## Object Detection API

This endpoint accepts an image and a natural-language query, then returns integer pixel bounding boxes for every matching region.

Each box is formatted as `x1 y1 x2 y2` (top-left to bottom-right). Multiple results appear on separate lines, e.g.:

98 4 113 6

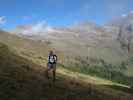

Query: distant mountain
105 12 133 34
105 12 133 53
106 11 133 27
10 21 128 64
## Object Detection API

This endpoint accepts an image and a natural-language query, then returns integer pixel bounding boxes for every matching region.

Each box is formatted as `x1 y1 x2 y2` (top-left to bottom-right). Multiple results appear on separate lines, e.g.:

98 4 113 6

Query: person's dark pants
45 63 56 82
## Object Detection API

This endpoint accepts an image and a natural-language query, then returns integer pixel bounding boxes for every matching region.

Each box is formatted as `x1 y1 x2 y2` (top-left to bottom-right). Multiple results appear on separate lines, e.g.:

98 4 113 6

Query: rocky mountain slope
11 21 127 64
104 12 133 53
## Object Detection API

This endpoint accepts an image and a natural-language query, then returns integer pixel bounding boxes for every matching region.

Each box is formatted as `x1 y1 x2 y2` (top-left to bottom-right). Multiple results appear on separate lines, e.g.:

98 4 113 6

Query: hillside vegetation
0 40 133 100
1 27 133 88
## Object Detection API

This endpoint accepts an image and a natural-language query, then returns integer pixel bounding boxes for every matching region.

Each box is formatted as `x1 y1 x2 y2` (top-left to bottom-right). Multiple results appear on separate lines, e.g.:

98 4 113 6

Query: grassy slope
0 42 133 100
0 30 64 65
0 30 133 99
0 30 133 80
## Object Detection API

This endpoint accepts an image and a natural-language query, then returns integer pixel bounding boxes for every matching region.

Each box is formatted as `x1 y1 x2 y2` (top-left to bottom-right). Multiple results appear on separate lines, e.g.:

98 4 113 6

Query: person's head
49 50 53 55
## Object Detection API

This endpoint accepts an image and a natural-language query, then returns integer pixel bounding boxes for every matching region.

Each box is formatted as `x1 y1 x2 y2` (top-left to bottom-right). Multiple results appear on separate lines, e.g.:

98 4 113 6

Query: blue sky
0 0 133 30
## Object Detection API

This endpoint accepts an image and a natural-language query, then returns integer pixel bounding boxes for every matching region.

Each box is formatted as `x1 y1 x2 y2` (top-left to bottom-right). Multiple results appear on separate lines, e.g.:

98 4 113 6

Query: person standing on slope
45 50 57 82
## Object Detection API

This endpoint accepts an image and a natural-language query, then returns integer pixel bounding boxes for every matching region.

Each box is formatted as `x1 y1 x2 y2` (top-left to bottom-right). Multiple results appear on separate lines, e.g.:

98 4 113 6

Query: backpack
48 55 57 64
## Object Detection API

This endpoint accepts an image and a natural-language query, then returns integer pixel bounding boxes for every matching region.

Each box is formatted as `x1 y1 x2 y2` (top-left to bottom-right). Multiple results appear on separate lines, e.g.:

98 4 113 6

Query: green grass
103 84 133 94
59 62 133 87
0 30 133 99
0 42 133 100
0 30 133 86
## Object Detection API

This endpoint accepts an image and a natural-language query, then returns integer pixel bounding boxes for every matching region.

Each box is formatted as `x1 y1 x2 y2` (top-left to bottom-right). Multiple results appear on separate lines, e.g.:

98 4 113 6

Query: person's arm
55 55 57 62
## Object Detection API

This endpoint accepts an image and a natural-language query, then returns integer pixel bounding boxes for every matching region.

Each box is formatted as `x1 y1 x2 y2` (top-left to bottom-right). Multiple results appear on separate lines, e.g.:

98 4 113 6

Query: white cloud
22 21 54 36
0 16 6 24
122 14 127 17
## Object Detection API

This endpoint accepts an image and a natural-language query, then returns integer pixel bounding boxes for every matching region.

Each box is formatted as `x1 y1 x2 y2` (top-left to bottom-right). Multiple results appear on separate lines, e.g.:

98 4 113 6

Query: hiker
45 50 57 82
